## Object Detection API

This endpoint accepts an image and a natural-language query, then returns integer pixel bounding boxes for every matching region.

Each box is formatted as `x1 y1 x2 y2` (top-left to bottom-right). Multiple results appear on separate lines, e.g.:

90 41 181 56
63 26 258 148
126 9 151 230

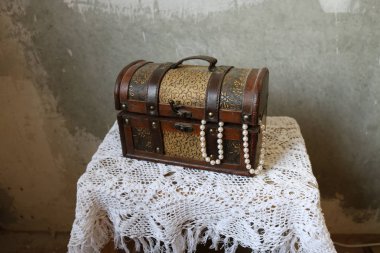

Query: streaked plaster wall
0 0 379 234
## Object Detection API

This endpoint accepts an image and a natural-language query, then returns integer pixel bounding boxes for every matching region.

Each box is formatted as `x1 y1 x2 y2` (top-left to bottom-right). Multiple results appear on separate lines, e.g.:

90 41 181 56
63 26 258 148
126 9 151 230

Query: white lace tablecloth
68 117 336 253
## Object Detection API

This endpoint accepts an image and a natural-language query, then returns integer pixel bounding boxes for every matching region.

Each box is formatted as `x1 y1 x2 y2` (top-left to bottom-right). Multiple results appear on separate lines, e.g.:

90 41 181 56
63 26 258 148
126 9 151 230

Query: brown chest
114 56 269 176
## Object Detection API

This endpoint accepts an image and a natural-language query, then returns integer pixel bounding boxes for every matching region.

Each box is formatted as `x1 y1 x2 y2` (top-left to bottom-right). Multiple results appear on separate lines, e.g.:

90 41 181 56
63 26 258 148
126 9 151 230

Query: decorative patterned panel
128 63 160 101
163 130 203 160
220 68 251 110
129 64 251 112
223 140 241 164
131 127 154 152
159 66 211 107
159 66 251 112
162 129 240 164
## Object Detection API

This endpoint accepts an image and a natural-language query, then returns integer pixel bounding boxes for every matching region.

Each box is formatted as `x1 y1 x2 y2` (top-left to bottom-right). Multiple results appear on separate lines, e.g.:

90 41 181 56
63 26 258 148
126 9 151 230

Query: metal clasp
169 100 192 118
174 123 193 132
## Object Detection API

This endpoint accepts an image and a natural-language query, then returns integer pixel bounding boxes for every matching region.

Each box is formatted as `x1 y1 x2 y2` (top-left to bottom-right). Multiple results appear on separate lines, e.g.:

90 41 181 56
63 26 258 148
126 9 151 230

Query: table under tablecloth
68 117 336 253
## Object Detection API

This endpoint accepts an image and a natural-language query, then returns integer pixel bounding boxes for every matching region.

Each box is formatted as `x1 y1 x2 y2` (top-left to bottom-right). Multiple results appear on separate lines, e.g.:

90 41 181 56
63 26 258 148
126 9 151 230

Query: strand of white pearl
200 119 266 174
199 120 224 165
244 120 266 175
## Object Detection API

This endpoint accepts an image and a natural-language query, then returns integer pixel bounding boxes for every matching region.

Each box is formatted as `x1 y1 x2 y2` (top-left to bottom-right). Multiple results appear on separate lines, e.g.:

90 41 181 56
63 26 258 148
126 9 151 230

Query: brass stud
124 118 129 124
152 121 157 128
156 147 160 152
243 114 249 120
209 128 214 133
208 112 214 118
150 105 155 110
121 103 127 109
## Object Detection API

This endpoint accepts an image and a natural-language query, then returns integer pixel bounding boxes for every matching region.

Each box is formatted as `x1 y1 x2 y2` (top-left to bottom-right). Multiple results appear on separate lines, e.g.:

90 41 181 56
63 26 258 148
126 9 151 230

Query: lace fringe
69 225 302 253
68 213 113 253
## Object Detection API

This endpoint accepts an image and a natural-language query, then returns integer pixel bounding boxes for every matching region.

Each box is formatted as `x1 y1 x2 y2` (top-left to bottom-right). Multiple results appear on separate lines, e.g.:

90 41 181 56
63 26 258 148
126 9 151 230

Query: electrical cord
333 241 380 248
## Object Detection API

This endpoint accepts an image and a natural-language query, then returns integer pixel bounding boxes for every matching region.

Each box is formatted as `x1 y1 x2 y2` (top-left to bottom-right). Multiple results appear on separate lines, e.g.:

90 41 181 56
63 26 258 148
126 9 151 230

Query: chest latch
169 100 192 118
174 123 193 132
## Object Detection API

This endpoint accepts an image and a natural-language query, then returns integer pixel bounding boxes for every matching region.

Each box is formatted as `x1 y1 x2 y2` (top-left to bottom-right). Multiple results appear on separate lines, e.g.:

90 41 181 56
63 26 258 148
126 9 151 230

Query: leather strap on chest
242 69 260 125
204 66 233 123
145 63 173 155
146 63 173 116
115 60 148 110
120 61 151 106
204 66 233 160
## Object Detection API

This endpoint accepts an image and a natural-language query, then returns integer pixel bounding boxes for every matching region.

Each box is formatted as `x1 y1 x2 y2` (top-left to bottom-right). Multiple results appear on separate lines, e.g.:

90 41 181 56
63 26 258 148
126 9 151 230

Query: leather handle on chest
171 55 217 71
146 63 173 116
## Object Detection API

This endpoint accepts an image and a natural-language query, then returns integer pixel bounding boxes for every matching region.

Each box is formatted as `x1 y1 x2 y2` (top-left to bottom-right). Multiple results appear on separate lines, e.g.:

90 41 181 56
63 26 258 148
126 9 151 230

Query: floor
101 237 380 253
0 231 69 253
331 234 380 253
1 231 379 253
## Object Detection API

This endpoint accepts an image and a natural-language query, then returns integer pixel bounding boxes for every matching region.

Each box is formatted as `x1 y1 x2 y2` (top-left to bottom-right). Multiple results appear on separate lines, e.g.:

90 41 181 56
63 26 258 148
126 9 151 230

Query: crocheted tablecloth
68 117 336 253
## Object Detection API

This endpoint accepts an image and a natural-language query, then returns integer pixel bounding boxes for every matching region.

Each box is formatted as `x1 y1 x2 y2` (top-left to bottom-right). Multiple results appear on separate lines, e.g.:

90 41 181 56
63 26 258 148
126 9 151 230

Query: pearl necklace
199 120 224 165
243 120 266 175
199 119 266 175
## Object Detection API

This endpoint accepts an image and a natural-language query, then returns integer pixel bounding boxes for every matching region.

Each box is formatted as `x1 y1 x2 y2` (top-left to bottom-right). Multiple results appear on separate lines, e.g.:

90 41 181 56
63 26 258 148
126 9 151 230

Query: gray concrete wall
0 0 379 234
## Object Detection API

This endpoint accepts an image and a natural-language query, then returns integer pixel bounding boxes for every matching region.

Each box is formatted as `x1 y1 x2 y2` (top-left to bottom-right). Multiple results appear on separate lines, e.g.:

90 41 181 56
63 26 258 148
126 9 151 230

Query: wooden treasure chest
114 56 269 176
